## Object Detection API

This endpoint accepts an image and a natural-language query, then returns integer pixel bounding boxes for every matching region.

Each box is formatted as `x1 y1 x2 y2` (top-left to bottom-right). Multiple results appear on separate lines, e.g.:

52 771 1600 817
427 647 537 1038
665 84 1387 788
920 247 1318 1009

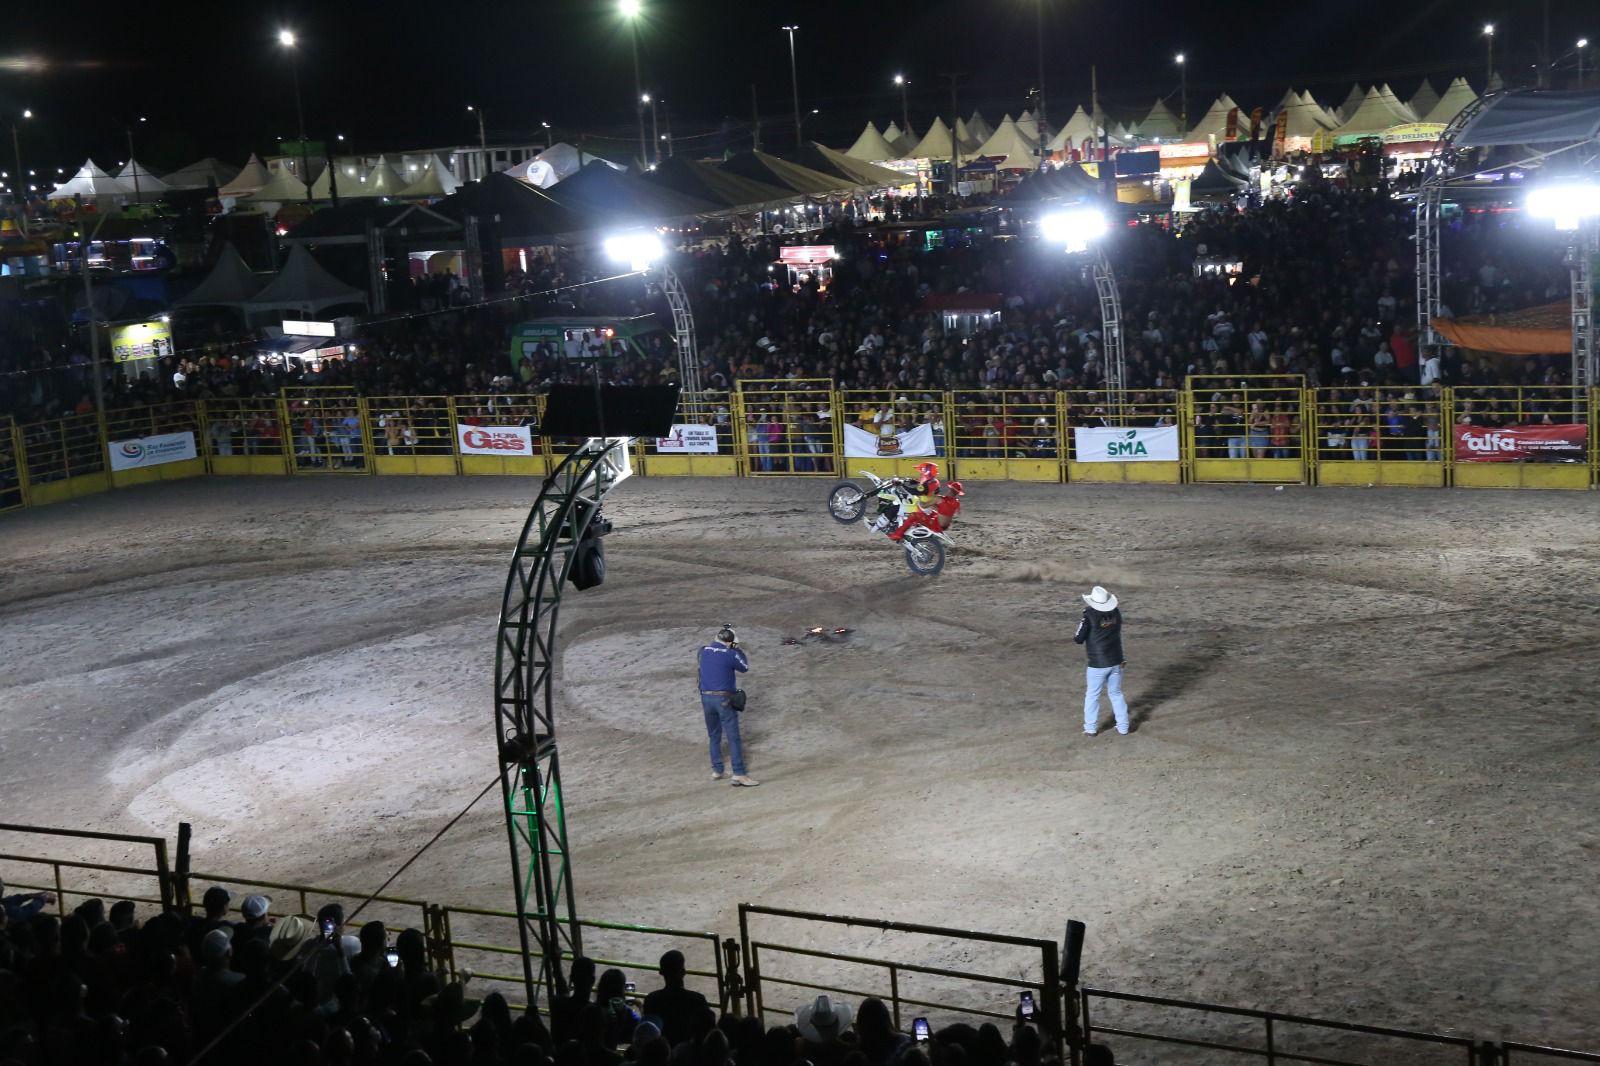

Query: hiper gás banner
108 431 198 471
1453 424 1586 462
456 423 536 456
842 423 937 458
1073 425 1180 462
654 424 719 454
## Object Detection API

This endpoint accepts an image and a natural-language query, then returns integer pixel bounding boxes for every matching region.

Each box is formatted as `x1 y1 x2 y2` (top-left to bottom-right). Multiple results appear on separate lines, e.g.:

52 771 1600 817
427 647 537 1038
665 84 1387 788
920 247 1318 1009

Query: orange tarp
1430 302 1570 355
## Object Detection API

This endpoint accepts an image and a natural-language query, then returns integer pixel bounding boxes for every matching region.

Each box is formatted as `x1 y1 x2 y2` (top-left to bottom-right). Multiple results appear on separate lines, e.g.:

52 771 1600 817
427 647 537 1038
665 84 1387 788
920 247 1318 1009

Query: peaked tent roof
844 122 898 162
1339 83 1368 122
115 159 172 194
884 121 915 156
1300 91 1343 129
173 244 268 310
1190 159 1248 196
797 143 908 188
247 163 333 202
219 154 271 197
544 160 720 223
351 161 406 198
1335 86 1418 137
397 155 463 199
1376 84 1420 122
164 157 242 190
1275 90 1339 137
434 171 597 239
1409 79 1441 120
1188 94 1243 140
1046 107 1102 152
904 117 970 161
246 245 368 313
48 159 130 200
1006 163 1100 203
967 110 994 142
975 116 1039 165
1015 111 1041 144
719 150 856 197
1423 77 1482 126
953 117 981 154
1138 98 1184 140
639 155 796 211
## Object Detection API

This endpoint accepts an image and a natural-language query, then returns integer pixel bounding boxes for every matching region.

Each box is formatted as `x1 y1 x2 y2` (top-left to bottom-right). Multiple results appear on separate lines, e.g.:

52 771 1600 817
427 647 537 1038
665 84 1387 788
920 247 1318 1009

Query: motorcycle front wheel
827 481 867 524
903 537 947 577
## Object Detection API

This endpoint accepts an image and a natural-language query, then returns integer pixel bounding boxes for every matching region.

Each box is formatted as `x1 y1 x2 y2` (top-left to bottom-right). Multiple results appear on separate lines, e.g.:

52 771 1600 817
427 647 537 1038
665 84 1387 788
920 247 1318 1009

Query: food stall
774 244 836 291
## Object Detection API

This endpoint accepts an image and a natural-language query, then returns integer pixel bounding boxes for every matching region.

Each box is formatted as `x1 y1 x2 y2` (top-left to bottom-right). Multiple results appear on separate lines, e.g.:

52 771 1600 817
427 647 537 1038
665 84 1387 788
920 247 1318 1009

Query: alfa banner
842 423 937 458
1073 425 1180 462
456 423 536 456
654 424 719 454
1453 424 1587 462
108 431 198 471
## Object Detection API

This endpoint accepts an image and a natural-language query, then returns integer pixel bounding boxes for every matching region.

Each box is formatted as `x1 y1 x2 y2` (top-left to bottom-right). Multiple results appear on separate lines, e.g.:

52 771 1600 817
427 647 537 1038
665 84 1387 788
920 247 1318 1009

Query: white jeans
1084 666 1130 734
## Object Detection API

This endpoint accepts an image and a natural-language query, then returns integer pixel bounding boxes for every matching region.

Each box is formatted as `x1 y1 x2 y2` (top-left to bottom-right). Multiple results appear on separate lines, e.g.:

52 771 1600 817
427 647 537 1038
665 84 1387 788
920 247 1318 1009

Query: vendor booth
775 244 836 291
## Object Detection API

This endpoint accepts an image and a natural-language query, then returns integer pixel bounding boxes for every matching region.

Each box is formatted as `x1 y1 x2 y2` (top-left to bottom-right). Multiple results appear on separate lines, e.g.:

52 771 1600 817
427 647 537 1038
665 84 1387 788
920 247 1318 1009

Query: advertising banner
456 423 536 456
843 423 937 458
1073 426 1180 462
108 431 197 471
111 321 174 363
654 424 720 454
1453 424 1586 462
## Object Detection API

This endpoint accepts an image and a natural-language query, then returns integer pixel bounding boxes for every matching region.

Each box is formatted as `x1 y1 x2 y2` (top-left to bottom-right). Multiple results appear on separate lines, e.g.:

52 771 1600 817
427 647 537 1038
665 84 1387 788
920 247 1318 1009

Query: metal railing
1501 1043 1600 1064
1187 375 1307 461
735 379 836 474
0 823 175 913
368 396 456 456
200 398 291 459
282 387 368 472
0 415 23 511
949 389 1058 460
1313 386 1443 463
20 411 105 485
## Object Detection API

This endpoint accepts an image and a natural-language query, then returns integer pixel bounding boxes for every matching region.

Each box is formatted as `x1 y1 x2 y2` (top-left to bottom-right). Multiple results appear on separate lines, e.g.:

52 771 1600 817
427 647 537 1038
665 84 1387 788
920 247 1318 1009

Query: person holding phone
1075 586 1131 736
697 625 758 787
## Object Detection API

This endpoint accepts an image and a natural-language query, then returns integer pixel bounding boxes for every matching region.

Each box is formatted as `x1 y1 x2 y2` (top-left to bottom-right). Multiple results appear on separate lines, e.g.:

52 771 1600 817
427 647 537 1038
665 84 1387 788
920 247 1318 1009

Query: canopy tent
1424 77 1483 126
1409 79 1441 120
1188 94 1243 141
1301 91 1344 129
1215 142 1260 179
974 117 1041 170
1338 84 1367 123
218 154 271 198
1333 86 1418 137
1274 89 1339 138
115 159 172 196
1454 88 1600 146
904 117 970 161
1137 98 1184 140
1190 159 1248 197
953 117 981 154
507 142 625 189
1430 303 1569 355
967 110 994 143
172 244 267 311
350 161 407 198
844 122 898 162
247 162 332 202
544 160 719 223
795 143 908 188
434 172 595 241
720 150 856 197
245 245 368 315
882 121 913 156
639 155 795 212
1015 110 1041 144
48 159 131 200
163 157 241 191
1006 163 1100 203
1376 84 1420 123
1046 107 1102 154
397 155 462 199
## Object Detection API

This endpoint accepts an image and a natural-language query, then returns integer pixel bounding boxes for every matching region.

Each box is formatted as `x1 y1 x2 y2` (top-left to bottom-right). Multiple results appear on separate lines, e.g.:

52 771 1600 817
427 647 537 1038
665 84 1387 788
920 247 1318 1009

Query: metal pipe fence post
1265 1015 1275 1065
720 936 742 1013
737 905 757 1017
888 964 901 1030
172 822 190 913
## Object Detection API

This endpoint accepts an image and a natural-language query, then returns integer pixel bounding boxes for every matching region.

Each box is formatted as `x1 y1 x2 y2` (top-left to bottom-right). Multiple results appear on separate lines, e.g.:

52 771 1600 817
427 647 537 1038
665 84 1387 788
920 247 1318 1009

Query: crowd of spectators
0 879 1086 1066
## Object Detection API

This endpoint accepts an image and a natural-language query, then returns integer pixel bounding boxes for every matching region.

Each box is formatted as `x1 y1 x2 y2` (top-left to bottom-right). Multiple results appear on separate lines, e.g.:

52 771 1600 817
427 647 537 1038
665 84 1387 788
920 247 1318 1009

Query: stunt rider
873 461 940 532
888 480 963 541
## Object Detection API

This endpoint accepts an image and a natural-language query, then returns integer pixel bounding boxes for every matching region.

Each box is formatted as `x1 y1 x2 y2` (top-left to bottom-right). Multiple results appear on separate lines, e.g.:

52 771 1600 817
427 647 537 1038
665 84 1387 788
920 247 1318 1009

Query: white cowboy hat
1082 586 1118 612
795 995 852 1042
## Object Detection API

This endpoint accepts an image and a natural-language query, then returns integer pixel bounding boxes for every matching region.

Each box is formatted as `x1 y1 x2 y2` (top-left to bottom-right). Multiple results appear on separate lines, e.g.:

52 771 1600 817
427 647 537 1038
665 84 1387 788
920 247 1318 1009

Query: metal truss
1092 246 1126 416
1572 225 1597 389
493 438 632 1006
659 265 703 416
1414 93 1492 356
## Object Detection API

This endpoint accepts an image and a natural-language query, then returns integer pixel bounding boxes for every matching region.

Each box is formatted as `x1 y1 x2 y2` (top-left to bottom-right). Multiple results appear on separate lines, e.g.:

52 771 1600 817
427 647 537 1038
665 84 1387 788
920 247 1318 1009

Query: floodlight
619 0 641 16
278 29 297 47
603 232 665 271
1039 207 1109 253
1527 183 1600 231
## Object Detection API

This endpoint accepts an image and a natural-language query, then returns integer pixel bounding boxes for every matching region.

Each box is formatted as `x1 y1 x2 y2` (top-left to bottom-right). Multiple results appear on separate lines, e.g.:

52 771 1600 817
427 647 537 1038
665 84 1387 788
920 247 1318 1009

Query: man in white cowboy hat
1074 585 1130 736
795 994 853 1061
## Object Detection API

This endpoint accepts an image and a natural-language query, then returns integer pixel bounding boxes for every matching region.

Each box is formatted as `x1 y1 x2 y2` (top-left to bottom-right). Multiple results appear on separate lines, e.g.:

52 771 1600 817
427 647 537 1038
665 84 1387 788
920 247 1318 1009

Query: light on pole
642 94 660 165
10 109 30 206
1484 23 1496 91
782 25 801 149
467 105 487 152
1527 182 1600 388
620 0 648 167
1034 0 1048 132
1175 53 1187 131
125 115 148 204
894 74 910 139
1580 39 1589 88
279 29 312 203
1040 206 1126 409
602 231 702 414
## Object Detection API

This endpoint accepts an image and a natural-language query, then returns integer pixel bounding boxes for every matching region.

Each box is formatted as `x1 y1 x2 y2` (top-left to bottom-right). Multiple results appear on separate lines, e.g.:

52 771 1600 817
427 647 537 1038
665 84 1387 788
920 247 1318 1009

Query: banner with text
108 431 198 471
456 423 536 456
654 424 720 454
1453 424 1586 462
1073 425 1180 462
843 423 937 458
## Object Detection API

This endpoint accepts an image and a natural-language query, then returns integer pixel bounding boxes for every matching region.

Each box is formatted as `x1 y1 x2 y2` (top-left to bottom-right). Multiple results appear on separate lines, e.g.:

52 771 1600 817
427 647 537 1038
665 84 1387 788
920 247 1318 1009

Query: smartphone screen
1019 991 1035 1017
385 949 399 968
914 1018 930 1042
320 918 335 941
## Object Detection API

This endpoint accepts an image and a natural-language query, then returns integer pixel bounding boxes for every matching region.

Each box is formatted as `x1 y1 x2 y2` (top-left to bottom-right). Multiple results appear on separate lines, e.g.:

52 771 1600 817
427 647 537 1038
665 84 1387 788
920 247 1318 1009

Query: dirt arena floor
3 474 1599 1060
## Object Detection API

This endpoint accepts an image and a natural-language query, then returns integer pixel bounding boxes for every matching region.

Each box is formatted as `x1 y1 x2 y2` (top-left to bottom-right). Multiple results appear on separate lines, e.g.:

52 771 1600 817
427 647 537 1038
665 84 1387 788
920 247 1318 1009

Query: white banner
456 423 536 456
1073 425 1180 462
843 422 937 459
108 431 197 471
654 424 719 454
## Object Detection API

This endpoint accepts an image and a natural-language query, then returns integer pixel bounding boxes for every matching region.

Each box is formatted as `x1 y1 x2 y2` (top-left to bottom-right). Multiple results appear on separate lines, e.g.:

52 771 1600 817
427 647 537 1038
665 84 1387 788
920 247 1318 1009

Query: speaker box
569 536 606 590
539 384 679 439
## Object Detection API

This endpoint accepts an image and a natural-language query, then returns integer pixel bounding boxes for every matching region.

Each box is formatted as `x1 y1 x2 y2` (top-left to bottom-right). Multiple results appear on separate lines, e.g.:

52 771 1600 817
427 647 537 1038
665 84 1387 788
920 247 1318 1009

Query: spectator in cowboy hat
795 995 853 1066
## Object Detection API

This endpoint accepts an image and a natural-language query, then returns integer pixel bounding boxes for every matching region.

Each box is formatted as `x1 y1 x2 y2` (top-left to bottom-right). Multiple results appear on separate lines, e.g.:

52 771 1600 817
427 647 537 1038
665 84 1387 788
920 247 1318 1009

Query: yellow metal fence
7 386 1600 511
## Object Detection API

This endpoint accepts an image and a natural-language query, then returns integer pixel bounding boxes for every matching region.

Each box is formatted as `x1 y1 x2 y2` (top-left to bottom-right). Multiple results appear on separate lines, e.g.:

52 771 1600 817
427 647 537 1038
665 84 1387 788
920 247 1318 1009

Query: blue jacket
698 642 749 693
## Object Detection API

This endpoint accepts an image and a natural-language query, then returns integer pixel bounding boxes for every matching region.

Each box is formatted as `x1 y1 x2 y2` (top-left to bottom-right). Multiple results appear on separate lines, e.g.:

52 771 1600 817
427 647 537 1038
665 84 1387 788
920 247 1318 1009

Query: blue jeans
701 694 747 776
1227 437 1246 458
1084 666 1130 734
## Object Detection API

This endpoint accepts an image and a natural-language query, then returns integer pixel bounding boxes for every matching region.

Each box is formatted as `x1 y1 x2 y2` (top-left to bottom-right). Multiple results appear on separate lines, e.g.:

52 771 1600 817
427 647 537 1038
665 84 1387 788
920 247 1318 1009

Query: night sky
1 0 1591 178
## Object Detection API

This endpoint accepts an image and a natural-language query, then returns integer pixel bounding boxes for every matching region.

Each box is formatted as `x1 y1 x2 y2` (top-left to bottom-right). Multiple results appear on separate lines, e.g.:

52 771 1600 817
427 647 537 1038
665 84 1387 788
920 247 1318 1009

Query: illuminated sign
282 319 338 337
1157 142 1212 160
111 320 173 363
778 245 836 266
1381 122 1448 145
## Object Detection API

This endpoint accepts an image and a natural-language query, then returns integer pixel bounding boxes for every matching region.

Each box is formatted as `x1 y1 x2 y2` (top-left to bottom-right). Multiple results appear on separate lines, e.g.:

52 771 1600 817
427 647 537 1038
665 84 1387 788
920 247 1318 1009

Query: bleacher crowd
0 879 1080 1066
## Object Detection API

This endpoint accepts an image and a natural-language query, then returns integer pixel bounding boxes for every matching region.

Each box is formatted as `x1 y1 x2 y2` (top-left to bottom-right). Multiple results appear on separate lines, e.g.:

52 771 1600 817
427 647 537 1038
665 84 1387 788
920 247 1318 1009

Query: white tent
1376 84 1420 122
1188 94 1243 141
1015 110 1041 144
904 117 970 161
398 155 464 198
115 159 171 199
883 121 914 156
1408 79 1440 120
1338 83 1367 123
844 122 898 162
353 161 406 197
164 157 241 191
246 245 368 316
48 159 130 201
1137 98 1184 140
506 143 620 188
1273 89 1338 138
218 154 271 198
173 244 267 311
974 117 1040 170
1046 107 1102 154
967 110 994 143
1423 77 1479 126
247 163 332 203
1300 91 1343 130
1335 86 1418 137
953 117 981 154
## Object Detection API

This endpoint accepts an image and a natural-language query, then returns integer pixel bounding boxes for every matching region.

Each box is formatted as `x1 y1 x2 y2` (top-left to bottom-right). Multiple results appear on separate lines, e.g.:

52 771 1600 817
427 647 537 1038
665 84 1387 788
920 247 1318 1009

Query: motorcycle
826 471 953 577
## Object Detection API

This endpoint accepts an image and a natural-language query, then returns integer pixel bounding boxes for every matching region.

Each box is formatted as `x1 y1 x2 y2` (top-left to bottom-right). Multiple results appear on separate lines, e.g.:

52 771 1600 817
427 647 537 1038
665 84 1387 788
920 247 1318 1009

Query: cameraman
697 626 758 787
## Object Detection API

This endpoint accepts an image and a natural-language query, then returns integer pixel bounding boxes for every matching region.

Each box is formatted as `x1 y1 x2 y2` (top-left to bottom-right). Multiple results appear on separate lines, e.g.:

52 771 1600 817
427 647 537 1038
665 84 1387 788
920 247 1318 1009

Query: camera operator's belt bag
702 689 747 711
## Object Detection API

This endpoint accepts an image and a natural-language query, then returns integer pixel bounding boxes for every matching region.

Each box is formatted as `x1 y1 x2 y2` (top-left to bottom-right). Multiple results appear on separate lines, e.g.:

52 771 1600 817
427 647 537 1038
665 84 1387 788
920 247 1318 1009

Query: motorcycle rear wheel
903 537 947 577
827 481 867 524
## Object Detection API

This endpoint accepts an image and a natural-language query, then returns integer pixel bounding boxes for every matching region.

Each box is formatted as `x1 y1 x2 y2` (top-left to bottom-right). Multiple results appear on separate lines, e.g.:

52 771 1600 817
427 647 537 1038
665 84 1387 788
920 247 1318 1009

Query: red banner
1454 424 1587 462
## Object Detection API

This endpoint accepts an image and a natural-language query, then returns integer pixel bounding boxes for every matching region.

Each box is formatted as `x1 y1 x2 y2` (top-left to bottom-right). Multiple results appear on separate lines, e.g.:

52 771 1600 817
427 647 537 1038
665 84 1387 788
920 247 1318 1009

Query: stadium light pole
467 105 487 152
1034 0 1048 132
1580 39 1589 88
1175 53 1187 131
783 25 802 149
603 231 702 410
642 93 660 165
279 29 312 204
10 109 29 206
620 0 648 167
124 116 147 204
1039 207 1125 414
894 74 910 139
1527 182 1600 390
1484 24 1496 91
